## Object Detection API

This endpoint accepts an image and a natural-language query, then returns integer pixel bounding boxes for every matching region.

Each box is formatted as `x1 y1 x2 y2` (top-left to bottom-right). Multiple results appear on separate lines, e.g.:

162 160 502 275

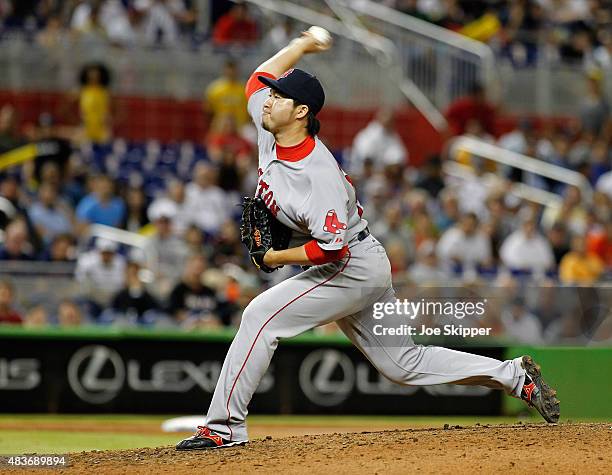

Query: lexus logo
299 349 355 406
68 345 125 404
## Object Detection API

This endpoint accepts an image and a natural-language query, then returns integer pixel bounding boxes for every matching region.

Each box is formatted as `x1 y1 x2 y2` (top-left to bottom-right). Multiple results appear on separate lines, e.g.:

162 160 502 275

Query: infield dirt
54 422 611 474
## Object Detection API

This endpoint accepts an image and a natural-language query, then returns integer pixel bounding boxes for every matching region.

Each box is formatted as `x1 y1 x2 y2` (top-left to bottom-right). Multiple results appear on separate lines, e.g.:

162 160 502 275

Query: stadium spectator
184 162 230 235
0 279 22 325
121 186 149 232
98 0 139 46
547 222 571 266
350 108 407 174
414 155 445 198
0 176 18 230
265 16 295 50
586 221 612 268
183 224 204 255
434 188 460 232
436 212 492 276
593 29 612 68
371 203 413 250
501 297 543 344
451 156 491 217
409 240 448 284
134 0 195 47
57 300 83 327
579 71 609 136
207 116 253 163
210 220 243 267
70 1 141 46
144 199 189 299
559 234 605 284
204 59 249 130
385 240 410 277
75 174 126 234
62 154 89 208
482 193 514 260
167 254 221 328
38 233 76 262
28 183 73 245
501 0 546 67
36 13 65 49
23 305 48 327
111 258 160 324
445 82 496 136
0 218 34 260
592 190 611 225
75 238 126 317
78 63 112 144
541 186 588 235
212 3 258 47
148 178 190 236
588 140 610 186
217 148 246 196
497 118 535 155
596 168 612 200
0 104 23 153
499 216 555 277
71 0 102 33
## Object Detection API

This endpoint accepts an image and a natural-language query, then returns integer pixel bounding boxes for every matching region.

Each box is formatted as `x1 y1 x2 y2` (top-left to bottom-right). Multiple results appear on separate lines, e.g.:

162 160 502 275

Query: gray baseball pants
205 235 526 441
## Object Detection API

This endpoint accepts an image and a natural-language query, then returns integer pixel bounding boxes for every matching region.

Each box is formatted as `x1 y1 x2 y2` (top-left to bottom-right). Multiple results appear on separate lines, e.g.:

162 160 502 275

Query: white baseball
308 26 332 46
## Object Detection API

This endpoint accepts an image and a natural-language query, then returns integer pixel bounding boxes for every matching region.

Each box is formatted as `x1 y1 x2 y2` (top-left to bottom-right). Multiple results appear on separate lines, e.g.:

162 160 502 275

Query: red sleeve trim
304 240 349 265
245 71 276 100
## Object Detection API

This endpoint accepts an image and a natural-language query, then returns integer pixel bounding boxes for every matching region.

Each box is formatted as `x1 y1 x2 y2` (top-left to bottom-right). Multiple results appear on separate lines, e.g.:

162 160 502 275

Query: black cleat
176 426 248 451
520 355 560 423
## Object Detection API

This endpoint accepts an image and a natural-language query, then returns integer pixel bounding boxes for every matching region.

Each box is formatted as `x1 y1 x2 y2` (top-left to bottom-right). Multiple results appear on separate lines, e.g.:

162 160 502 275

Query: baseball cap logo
280 69 295 78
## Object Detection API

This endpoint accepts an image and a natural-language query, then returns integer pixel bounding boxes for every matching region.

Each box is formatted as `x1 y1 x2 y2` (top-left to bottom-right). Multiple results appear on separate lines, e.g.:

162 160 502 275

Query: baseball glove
240 196 292 273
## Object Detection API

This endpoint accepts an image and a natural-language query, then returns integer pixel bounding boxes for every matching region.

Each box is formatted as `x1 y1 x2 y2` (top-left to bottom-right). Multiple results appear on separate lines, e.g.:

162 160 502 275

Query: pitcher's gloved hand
240 197 292 273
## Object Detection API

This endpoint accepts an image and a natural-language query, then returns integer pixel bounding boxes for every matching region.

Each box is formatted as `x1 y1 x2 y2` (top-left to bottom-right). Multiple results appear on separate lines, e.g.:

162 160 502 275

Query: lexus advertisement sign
0 336 502 414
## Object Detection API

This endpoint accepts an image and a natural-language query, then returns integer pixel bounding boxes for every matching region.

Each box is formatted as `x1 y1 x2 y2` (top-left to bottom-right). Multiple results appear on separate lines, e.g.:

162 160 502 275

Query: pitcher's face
262 90 307 134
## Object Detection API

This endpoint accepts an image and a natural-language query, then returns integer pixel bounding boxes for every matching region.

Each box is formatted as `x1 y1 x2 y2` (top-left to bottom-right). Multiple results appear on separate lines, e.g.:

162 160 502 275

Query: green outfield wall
505 346 612 418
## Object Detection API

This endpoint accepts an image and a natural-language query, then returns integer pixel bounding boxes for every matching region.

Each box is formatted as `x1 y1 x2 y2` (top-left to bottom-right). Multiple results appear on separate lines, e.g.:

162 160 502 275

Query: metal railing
244 0 447 130
443 161 564 208
343 0 499 108
447 135 593 202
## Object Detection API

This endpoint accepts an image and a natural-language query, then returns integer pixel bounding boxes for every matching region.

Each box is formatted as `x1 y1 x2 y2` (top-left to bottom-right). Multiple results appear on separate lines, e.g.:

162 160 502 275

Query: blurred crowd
1 13 611 342
368 0 612 68
0 0 259 48
1 0 612 68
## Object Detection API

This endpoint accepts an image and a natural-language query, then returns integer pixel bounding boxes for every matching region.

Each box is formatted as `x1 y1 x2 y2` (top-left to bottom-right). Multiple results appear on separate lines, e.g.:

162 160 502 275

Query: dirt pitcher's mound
64 423 610 474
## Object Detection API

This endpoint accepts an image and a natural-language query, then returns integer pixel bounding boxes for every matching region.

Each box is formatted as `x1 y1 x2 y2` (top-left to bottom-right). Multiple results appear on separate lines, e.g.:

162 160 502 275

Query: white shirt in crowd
71 0 137 45
436 227 492 270
184 182 229 235
75 250 126 305
596 170 612 200
350 120 407 173
501 308 543 344
499 230 555 275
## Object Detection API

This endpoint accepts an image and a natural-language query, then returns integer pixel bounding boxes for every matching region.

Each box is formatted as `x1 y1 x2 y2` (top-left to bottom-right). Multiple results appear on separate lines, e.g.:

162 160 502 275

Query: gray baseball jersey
247 77 368 251
203 71 527 442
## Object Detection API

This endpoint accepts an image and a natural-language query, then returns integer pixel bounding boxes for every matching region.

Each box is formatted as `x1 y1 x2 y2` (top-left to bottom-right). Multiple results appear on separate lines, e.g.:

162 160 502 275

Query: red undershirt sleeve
304 240 349 265
245 71 276 100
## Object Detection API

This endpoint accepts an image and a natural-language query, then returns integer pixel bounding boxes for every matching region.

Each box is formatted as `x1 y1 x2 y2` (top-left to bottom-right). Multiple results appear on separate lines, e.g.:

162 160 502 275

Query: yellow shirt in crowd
559 252 604 284
80 84 111 144
205 78 248 128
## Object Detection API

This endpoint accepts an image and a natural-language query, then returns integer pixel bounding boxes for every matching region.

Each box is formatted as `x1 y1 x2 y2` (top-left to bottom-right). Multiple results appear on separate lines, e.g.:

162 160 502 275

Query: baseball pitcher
176 29 559 450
